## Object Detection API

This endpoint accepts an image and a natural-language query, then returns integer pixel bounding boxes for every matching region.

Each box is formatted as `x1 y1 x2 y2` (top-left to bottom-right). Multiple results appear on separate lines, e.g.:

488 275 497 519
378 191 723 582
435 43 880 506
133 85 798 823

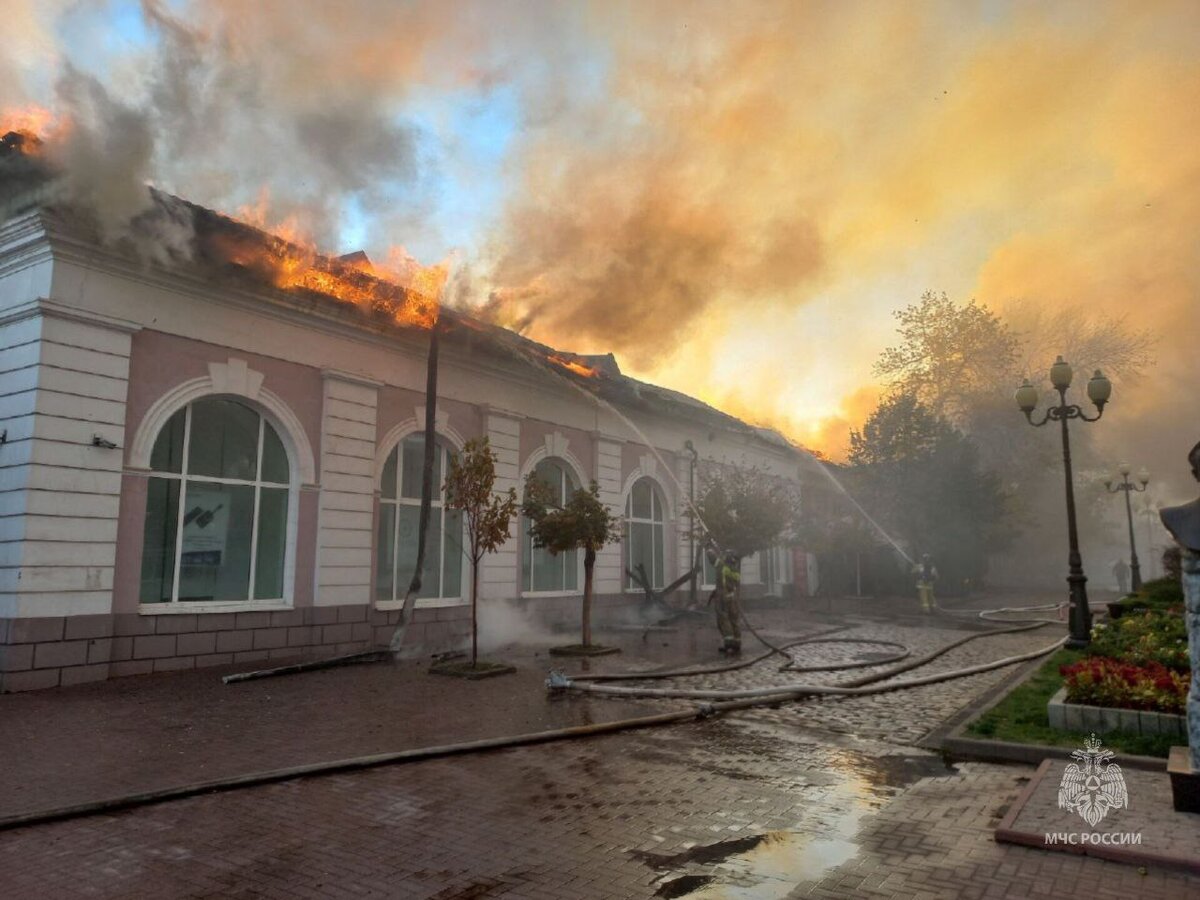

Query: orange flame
547 353 601 378
0 105 60 155
215 194 441 329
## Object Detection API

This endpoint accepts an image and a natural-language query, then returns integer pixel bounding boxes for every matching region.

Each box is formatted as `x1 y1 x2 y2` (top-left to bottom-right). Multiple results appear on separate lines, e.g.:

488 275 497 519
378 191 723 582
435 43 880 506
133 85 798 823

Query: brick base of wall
0 592 653 692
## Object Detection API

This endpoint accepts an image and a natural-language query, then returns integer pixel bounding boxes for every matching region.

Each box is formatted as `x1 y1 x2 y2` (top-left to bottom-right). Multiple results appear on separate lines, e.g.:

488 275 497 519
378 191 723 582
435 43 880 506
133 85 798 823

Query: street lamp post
1141 501 1158 580
1104 463 1149 593
1015 356 1112 648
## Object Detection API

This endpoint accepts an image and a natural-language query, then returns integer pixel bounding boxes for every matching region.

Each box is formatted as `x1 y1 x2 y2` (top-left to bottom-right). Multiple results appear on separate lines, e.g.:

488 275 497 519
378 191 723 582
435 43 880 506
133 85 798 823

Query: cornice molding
0 297 142 334
321 368 383 389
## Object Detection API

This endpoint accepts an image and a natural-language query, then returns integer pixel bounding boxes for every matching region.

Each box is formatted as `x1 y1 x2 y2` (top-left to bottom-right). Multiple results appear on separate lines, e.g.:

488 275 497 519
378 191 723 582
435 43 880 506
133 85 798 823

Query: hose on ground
553 604 1063 702
3 601 1070 833
549 635 1064 701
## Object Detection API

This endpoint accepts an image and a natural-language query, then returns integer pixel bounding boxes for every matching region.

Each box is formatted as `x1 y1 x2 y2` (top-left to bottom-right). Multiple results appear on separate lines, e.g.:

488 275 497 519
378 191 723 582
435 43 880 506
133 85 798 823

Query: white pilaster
0 302 137 617
315 370 380 605
593 435 623 594
479 408 520 600
675 451 694 581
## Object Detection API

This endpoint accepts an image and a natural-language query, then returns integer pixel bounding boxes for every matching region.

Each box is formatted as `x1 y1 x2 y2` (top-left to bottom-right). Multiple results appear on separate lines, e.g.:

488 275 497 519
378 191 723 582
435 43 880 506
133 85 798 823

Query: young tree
522 477 620 648
693 461 802 651
443 438 518 667
694 461 803 565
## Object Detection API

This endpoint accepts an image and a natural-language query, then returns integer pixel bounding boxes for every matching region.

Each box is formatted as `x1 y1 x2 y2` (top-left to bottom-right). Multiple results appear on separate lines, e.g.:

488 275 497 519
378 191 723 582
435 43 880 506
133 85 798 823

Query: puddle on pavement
642 821 861 899
633 720 959 898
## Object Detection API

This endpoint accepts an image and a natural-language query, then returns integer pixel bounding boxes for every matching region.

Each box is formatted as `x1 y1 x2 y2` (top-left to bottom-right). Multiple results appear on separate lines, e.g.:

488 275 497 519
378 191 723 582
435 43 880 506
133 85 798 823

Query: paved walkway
4 593 1195 899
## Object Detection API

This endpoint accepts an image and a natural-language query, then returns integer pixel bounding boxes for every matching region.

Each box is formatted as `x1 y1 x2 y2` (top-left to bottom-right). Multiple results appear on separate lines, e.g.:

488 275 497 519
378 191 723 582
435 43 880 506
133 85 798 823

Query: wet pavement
2 595 1197 898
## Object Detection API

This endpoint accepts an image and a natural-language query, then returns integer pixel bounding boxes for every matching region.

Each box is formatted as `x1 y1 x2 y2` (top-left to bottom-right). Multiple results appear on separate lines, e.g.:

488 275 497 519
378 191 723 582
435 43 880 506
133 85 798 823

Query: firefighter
914 554 938 613
714 549 742 654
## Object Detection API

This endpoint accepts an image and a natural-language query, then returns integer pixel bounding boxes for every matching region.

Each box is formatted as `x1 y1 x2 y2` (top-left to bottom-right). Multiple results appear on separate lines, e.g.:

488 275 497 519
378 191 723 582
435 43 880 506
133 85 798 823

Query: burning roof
1 175 800 458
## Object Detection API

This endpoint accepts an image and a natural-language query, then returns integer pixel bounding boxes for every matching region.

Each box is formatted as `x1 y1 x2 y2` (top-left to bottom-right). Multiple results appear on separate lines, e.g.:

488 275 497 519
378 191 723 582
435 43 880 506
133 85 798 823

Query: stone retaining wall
0 592 648 692
1047 686 1187 738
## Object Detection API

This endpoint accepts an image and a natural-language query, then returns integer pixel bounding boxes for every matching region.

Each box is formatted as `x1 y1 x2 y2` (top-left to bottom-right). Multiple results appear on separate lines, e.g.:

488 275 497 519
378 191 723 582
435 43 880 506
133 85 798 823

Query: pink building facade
0 206 803 691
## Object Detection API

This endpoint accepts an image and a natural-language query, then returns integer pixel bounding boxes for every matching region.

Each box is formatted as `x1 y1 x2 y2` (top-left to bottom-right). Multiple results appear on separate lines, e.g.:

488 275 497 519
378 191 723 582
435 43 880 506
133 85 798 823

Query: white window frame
625 477 666 592
138 400 296 614
375 435 467 610
760 545 795 592
521 457 583 596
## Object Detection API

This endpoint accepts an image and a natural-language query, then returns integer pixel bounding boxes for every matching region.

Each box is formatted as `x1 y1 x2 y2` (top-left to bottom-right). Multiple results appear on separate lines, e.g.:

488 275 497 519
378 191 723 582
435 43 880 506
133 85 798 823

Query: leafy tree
874 291 1020 427
847 392 1011 591
694 461 802 570
1007 298 1155 389
444 438 518 667
873 291 1155 516
522 478 620 648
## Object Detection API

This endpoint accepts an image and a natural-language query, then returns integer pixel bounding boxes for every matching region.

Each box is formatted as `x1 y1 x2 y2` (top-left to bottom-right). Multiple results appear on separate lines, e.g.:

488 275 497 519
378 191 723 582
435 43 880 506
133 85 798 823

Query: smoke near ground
2 1 1198 497
475 599 560 654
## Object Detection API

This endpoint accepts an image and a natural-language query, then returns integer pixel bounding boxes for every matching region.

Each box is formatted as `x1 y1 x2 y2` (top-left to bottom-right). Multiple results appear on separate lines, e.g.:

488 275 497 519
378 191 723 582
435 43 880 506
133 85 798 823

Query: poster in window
180 486 230 566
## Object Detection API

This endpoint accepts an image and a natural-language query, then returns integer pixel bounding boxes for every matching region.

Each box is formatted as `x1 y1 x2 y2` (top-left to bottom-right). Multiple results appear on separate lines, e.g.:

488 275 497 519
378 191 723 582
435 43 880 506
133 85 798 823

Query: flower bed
1087 609 1189 671
1060 656 1188 714
1056 605 1190 719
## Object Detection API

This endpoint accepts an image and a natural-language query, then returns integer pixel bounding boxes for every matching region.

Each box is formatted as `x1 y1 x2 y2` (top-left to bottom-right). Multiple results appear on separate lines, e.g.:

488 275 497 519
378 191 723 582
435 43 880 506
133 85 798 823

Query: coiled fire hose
550 601 1066 703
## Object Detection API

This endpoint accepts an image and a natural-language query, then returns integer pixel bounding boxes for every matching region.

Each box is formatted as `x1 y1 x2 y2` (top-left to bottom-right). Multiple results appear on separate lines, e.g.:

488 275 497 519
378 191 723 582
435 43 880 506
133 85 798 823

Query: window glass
140 398 293 606
533 543 565 592
260 423 289 484
139 478 179 602
631 480 652 519
187 398 260 481
394 500 443 599
376 503 396 603
377 437 462 602
523 457 580 592
626 477 665 589
178 482 255 602
443 508 463 598
564 549 578 590
629 521 653 586
653 526 665 587
254 488 289 599
380 446 398 500
400 434 442 500
150 408 186 474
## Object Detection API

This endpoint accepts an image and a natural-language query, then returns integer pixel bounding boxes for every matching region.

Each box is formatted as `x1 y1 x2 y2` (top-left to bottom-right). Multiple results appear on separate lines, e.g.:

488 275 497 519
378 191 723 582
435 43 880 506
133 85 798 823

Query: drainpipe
684 439 699 607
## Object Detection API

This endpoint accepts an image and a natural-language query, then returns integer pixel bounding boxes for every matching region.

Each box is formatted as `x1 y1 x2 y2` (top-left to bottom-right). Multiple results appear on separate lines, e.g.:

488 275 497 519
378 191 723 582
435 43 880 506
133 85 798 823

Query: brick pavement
2 715 1195 899
996 758 1200 873
4 598 1196 899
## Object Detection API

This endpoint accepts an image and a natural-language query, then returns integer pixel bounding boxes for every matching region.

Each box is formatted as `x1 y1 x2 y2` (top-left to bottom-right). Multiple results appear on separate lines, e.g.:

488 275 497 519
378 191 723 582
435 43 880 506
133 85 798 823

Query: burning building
0 168 808 691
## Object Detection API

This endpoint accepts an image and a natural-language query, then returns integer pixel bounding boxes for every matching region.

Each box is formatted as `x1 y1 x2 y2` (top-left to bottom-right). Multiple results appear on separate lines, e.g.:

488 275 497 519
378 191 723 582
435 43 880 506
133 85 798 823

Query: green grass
965 648 1175 758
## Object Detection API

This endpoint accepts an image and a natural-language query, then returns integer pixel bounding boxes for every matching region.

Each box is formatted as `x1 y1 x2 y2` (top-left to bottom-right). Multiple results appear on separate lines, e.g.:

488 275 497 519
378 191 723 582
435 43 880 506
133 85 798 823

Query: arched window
376 434 464 603
522 457 579 593
139 397 291 605
626 477 665 590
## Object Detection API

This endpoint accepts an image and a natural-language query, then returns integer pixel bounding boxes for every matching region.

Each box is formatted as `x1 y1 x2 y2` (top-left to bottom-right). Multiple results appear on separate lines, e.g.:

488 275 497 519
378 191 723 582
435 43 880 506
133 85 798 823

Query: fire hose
0 607 1066 833
551 593 1072 703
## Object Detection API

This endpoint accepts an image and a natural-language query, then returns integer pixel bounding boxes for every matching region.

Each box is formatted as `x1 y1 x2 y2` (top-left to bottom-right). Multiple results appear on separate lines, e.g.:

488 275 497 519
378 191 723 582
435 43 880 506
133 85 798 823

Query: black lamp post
1015 356 1112 648
1105 463 1149 592
1139 501 1159 580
